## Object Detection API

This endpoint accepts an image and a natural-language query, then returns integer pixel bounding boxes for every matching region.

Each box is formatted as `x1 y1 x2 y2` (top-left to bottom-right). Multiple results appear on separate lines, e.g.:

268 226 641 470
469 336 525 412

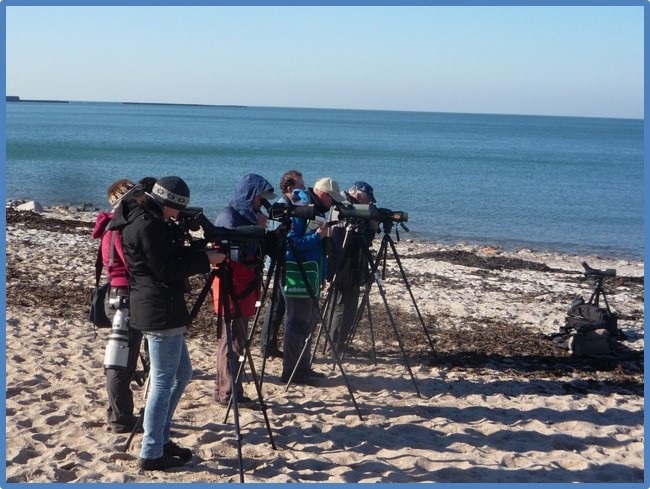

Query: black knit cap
151 176 190 210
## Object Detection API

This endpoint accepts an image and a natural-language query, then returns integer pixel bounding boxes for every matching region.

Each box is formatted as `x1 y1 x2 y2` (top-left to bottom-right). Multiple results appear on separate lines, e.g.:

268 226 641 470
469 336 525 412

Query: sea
5 102 644 260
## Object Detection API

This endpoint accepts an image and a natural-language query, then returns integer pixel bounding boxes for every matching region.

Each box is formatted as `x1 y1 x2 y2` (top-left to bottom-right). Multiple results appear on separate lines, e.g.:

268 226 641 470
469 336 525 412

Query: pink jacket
92 211 129 288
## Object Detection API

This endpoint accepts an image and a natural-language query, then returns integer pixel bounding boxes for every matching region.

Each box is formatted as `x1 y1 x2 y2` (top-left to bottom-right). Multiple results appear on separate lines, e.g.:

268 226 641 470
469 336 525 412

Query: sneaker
163 441 192 463
138 454 185 471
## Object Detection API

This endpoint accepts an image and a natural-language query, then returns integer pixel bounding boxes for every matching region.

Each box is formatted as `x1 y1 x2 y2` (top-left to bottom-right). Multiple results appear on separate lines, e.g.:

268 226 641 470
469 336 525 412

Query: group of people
92 170 378 471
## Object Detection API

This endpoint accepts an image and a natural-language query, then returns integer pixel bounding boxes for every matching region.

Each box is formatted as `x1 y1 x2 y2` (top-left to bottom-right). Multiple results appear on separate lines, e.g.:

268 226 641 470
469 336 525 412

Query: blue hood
229 173 274 224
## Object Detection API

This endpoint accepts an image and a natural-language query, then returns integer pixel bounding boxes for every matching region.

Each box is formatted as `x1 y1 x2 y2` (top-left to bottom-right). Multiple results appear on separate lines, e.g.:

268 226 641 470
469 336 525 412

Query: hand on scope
274 222 290 236
256 212 268 228
316 223 329 239
206 250 227 266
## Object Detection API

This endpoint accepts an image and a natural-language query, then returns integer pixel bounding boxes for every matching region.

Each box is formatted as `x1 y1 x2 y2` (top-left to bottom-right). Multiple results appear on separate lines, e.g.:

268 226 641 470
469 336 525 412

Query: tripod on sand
226 228 364 421
188 258 277 482
316 218 437 397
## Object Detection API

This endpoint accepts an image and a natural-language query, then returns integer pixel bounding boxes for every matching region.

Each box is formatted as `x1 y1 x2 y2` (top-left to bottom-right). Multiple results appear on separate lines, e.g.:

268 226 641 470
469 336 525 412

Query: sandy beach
5 202 644 483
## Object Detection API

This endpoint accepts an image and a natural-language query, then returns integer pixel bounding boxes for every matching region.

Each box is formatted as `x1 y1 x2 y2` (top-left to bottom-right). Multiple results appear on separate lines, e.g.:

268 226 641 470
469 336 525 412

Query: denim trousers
140 333 193 460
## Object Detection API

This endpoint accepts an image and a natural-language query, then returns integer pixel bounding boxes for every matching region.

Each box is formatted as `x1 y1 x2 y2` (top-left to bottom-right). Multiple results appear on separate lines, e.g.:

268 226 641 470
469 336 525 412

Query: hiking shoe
280 373 317 386
301 368 326 379
138 454 185 471
163 441 192 463
111 419 143 434
217 395 259 410
264 346 284 359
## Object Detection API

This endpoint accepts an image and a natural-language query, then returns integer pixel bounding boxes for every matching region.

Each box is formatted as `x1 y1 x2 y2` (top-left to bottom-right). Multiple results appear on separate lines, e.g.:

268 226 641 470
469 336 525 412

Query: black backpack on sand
551 262 619 357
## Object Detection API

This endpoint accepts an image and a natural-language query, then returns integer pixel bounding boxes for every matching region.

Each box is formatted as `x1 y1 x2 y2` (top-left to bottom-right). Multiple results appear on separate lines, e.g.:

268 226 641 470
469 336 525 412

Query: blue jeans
140 333 193 460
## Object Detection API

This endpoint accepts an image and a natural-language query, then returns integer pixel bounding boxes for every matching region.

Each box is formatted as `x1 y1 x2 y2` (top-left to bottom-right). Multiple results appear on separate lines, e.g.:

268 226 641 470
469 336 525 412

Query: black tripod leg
189 270 218 321
312 283 339 363
123 407 144 453
365 297 378 366
384 235 438 360
365 243 422 397
122 374 150 453
218 256 279 454
222 318 245 482
213 266 246 482
252 254 279 387
224 318 277 450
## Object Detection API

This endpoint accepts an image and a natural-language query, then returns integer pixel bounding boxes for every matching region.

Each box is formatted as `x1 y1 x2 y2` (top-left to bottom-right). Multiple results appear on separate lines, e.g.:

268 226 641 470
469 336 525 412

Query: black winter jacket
109 195 210 332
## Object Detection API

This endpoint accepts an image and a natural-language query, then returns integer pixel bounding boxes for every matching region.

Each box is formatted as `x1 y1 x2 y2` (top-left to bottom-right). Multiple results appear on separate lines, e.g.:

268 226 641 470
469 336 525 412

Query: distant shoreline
6 96 245 108
5 96 642 121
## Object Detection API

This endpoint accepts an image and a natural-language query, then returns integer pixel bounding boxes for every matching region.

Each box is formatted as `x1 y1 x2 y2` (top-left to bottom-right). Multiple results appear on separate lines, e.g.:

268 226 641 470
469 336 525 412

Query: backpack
88 244 112 329
552 296 619 357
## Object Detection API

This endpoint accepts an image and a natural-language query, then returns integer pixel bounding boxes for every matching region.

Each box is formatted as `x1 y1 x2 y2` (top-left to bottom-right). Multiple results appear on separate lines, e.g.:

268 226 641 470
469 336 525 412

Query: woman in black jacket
110 176 224 471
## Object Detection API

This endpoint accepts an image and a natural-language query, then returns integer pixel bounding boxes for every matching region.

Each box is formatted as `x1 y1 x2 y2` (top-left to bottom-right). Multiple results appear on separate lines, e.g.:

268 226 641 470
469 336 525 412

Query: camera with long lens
103 289 130 371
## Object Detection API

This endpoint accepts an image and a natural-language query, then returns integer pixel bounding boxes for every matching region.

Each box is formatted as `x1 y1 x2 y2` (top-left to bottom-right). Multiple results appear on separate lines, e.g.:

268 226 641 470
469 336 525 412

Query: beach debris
16 201 44 213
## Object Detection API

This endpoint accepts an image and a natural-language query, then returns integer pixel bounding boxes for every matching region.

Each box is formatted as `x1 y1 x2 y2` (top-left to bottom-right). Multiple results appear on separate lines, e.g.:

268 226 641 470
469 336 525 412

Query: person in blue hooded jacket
211 174 279 406
281 177 344 384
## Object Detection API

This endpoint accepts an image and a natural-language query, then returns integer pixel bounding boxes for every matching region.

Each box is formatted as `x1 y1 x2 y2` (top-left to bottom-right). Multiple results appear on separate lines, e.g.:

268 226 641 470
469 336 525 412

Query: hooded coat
109 194 210 332
211 173 274 317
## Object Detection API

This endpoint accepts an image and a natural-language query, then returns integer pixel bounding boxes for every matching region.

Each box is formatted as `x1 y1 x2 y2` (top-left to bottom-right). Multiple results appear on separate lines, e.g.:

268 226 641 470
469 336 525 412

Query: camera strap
107 231 116 282
94 230 118 287
93 244 103 289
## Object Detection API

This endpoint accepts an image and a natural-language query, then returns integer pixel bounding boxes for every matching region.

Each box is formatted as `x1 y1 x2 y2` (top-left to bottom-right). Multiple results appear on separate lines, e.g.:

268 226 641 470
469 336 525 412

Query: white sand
5 204 644 483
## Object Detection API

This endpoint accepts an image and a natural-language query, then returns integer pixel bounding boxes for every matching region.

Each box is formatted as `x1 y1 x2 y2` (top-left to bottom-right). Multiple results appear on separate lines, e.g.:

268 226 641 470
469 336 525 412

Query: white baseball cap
314 177 345 203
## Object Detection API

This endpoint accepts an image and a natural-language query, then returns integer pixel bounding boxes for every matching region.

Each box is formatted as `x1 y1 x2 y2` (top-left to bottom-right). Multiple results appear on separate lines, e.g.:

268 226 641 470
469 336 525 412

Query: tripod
235 226 363 420
317 219 437 397
189 259 277 483
582 261 615 312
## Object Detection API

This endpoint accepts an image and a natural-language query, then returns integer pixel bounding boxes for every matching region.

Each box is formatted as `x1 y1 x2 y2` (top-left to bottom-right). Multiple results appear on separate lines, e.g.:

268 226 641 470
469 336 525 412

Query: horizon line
5 95 643 121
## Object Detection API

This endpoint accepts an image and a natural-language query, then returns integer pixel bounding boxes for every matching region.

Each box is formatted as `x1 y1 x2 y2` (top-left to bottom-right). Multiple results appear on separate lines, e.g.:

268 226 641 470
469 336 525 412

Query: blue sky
4 4 645 119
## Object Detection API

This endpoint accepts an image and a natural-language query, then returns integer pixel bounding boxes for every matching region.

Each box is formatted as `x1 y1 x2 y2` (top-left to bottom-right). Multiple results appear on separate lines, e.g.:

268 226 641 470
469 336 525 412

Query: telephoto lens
103 300 130 371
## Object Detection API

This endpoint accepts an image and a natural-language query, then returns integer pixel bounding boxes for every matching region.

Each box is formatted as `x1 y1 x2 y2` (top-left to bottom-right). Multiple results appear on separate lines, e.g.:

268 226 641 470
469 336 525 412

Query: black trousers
327 280 361 354
260 284 285 355
105 327 143 428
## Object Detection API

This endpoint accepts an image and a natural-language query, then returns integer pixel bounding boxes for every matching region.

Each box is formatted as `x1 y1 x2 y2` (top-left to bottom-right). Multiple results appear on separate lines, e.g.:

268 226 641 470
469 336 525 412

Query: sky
4 3 645 119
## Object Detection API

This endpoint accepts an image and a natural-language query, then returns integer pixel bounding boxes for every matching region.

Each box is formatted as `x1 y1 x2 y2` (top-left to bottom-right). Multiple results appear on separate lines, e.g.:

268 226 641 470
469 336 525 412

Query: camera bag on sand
552 296 618 357
88 244 112 329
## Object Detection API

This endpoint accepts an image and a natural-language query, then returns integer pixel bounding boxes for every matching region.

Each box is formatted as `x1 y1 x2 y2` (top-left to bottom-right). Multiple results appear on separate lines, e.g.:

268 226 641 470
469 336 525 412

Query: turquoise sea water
5 102 644 259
